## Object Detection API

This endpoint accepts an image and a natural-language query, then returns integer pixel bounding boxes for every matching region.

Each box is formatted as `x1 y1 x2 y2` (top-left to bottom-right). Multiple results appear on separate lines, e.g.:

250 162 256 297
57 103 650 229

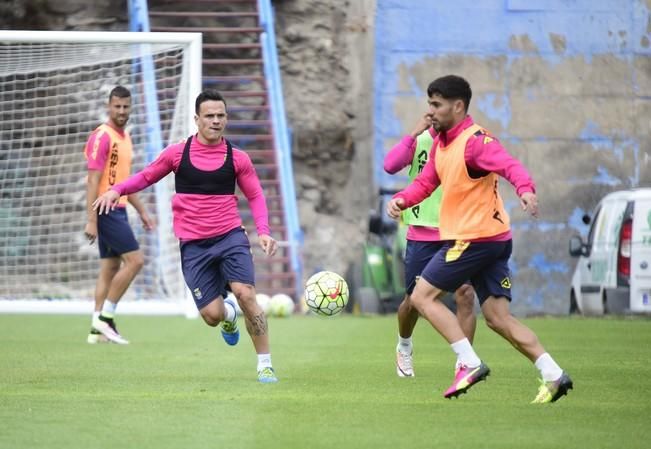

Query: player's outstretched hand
259 234 277 256
93 190 120 215
386 197 405 220
520 191 539 218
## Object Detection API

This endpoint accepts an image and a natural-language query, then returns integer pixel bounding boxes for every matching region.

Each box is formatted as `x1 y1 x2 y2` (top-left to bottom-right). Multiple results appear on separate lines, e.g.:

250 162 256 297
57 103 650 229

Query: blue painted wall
373 0 650 314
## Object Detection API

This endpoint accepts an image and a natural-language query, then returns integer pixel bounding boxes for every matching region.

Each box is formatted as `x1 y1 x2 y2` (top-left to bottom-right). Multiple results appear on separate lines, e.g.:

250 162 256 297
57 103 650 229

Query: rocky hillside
2 0 376 281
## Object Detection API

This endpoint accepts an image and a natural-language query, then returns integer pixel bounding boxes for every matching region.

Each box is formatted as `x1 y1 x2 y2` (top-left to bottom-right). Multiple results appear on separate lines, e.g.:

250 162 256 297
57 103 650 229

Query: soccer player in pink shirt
93 90 279 383
387 75 572 403
84 86 155 345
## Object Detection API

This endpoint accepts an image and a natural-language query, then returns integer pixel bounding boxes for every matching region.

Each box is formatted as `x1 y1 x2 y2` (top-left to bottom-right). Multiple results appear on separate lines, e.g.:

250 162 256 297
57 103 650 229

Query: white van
569 188 651 315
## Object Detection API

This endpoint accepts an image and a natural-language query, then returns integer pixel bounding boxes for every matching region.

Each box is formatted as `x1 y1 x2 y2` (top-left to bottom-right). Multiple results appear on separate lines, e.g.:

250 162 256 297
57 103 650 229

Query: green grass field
1 314 650 449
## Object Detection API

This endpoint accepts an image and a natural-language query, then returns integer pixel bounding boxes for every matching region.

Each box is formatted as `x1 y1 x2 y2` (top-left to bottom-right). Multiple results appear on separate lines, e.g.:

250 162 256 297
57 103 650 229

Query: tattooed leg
244 309 270 354
230 282 271 354
245 312 268 336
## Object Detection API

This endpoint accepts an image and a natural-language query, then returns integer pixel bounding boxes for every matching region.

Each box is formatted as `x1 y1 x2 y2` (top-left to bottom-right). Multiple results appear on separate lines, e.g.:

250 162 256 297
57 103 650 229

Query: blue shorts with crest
180 227 255 310
420 239 513 305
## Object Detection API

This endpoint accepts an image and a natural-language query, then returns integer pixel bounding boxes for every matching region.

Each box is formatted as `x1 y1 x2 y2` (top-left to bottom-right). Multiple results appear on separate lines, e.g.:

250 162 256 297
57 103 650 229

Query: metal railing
258 0 304 296
129 0 302 297
128 0 201 317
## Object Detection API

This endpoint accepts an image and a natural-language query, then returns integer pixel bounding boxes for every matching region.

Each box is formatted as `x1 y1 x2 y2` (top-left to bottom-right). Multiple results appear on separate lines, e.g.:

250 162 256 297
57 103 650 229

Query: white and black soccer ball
304 271 349 316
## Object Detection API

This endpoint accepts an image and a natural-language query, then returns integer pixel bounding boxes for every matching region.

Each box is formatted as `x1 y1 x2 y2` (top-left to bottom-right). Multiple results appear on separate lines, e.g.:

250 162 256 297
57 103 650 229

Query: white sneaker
396 350 415 377
92 317 129 345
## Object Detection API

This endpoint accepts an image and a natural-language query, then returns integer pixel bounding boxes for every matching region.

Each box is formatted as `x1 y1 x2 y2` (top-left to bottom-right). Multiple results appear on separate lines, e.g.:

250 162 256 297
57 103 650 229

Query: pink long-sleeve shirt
384 127 441 241
394 115 537 242
112 135 270 241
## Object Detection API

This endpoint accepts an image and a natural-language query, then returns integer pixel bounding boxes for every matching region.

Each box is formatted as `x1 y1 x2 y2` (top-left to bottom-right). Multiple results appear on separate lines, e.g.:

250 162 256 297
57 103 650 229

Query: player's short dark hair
427 75 472 112
195 89 227 114
109 85 131 101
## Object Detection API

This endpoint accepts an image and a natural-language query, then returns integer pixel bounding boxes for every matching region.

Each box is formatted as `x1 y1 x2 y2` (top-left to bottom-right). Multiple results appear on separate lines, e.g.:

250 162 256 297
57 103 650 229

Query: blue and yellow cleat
257 367 278 383
220 297 240 346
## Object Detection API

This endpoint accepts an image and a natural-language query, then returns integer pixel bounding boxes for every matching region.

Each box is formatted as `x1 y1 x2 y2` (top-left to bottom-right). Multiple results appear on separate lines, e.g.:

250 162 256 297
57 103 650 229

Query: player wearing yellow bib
384 111 476 377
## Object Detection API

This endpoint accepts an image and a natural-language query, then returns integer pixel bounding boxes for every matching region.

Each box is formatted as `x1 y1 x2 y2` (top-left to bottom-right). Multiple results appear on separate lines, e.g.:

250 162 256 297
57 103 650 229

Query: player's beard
432 116 452 133
114 116 128 127
432 121 446 133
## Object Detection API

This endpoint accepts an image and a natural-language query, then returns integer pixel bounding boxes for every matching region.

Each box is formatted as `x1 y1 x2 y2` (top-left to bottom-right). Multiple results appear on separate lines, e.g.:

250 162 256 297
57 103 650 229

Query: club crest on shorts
501 277 511 289
193 288 203 299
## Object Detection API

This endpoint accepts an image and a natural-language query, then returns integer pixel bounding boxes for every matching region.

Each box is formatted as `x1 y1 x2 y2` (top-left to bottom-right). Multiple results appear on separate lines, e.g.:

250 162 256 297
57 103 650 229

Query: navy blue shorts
420 239 513 305
97 207 139 258
180 227 255 310
404 240 446 295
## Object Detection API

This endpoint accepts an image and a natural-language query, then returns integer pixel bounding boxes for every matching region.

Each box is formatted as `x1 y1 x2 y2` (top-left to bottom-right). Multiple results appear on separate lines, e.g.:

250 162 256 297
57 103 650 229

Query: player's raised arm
465 133 538 218
384 112 433 174
392 151 441 210
234 148 277 256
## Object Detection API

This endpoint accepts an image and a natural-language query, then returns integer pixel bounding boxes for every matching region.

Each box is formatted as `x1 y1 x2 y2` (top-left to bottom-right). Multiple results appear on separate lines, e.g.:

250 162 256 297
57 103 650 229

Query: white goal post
0 31 202 315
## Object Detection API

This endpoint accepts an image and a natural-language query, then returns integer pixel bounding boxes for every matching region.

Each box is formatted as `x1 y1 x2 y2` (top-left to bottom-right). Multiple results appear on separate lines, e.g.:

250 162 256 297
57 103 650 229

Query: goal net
0 31 202 315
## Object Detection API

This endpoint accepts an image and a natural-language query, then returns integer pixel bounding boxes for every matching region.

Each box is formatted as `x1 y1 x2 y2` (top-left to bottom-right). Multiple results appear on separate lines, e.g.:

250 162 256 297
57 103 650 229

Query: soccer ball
256 293 271 315
269 293 294 317
304 271 349 316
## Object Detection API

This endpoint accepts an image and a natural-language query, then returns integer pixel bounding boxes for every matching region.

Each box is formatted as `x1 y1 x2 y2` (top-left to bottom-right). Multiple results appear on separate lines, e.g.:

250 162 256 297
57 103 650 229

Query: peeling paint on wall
374 0 651 314
528 253 569 274
476 93 511 129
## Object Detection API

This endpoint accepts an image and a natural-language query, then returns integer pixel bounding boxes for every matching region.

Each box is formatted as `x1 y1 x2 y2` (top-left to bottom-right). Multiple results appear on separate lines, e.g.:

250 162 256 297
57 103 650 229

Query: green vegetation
1 314 649 449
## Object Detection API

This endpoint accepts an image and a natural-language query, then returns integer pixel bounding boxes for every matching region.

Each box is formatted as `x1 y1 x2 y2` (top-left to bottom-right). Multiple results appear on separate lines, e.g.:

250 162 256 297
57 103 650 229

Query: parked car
569 188 651 315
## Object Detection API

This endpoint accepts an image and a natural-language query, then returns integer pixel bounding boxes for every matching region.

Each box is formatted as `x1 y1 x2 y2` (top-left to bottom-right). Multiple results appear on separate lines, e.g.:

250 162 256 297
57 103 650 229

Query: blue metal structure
127 0 165 165
128 0 303 297
258 0 304 296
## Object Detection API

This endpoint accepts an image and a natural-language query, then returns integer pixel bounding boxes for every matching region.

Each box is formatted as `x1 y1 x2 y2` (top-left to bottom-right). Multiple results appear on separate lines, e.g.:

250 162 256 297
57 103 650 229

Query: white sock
455 358 462 372
224 300 236 322
101 300 117 318
91 311 100 324
450 338 481 368
397 336 413 354
257 353 272 371
534 353 563 382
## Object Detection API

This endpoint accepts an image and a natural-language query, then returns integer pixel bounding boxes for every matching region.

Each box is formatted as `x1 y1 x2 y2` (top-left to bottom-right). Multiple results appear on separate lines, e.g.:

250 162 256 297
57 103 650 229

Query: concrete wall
374 0 651 315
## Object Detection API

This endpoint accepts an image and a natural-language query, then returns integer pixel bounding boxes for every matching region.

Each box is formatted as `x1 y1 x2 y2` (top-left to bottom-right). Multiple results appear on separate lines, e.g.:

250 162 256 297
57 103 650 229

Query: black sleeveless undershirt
175 136 236 195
